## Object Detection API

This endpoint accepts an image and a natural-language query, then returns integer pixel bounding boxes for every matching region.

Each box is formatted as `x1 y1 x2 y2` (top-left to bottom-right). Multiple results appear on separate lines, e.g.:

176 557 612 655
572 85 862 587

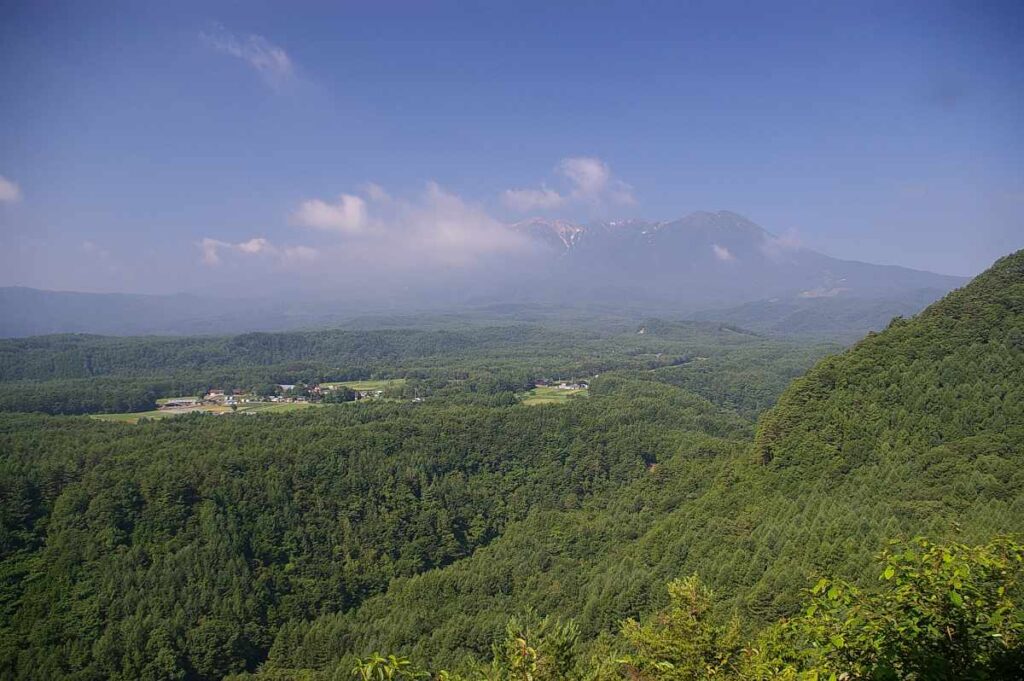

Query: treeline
0 320 783 384
0 322 830 415
0 364 373 415
0 369 546 415
0 377 162 414
0 326 584 381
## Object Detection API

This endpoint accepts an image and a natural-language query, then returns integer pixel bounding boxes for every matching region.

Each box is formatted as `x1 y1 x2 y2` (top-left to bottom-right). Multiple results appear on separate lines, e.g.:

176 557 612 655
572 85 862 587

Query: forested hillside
249 251 1024 676
755 249 1024 467
0 252 1021 679
0 378 748 679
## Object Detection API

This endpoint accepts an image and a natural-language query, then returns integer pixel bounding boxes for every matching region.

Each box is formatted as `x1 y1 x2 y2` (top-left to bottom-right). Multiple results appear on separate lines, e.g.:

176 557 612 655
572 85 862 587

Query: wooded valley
1 251 1022 680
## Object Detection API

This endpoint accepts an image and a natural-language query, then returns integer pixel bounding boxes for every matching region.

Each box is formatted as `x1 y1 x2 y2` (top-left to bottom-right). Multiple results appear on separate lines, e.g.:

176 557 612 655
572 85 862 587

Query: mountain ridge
514 211 963 287
508 210 967 307
0 212 969 338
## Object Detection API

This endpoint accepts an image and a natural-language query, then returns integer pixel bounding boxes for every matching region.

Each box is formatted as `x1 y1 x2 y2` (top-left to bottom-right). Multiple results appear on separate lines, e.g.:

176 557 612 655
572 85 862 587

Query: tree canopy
1 251 1022 679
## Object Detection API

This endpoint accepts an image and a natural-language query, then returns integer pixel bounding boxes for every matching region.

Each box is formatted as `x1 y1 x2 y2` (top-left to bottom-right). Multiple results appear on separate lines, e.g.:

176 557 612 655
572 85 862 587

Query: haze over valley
1 210 969 338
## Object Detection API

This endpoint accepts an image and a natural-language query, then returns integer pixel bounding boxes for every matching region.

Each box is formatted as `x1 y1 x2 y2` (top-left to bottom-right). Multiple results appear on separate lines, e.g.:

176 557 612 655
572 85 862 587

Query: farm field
520 385 588 405
90 400 320 424
237 402 323 415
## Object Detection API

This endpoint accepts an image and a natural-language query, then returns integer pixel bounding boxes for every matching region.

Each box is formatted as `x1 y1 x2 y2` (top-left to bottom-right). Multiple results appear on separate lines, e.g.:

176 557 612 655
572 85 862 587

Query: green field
91 401 319 424
520 385 588 406
321 378 407 391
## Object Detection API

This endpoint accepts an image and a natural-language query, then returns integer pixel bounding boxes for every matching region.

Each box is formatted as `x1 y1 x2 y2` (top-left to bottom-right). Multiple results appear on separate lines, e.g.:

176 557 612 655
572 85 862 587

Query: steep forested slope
256 252 1024 675
755 249 1024 468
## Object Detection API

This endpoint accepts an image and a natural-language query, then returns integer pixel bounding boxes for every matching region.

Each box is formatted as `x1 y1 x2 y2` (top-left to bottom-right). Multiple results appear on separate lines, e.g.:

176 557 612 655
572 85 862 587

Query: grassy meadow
520 385 588 406
90 400 320 424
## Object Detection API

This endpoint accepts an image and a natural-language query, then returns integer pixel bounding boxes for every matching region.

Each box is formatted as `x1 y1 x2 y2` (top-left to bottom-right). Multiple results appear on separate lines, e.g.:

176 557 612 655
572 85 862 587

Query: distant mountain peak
502 211 966 307
511 218 586 250
0 213 971 337
661 210 772 238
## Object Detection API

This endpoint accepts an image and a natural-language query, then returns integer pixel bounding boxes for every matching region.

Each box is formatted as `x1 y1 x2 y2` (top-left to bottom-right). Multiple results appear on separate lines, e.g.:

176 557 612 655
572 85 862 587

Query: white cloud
292 193 368 233
0 175 22 203
502 187 565 212
282 182 535 270
201 25 293 87
502 156 635 213
400 182 533 266
236 237 272 254
712 244 735 262
560 156 635 205
361 182 391 203
205 171 582 281
200 237 317 267
560 157 610 197
200 238 227 265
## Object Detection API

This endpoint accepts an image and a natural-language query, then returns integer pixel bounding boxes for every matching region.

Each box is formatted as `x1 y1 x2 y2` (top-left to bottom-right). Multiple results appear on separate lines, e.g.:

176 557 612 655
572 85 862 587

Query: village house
556 381 589 390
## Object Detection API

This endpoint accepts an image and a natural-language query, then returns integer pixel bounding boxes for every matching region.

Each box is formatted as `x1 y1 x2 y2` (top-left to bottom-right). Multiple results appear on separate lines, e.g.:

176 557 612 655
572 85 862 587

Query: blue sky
0 0 1021 293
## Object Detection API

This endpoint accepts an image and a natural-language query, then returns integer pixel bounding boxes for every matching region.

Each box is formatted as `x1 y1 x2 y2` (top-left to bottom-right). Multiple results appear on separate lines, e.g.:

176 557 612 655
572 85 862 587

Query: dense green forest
0 321 830 417
0 322 769 382
0 251 1022 679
